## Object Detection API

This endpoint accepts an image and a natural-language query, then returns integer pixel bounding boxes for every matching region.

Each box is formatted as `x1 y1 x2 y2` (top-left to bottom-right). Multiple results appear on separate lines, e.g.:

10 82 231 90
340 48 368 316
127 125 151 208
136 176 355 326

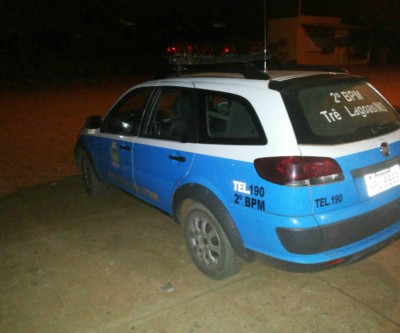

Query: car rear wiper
371 121 400 134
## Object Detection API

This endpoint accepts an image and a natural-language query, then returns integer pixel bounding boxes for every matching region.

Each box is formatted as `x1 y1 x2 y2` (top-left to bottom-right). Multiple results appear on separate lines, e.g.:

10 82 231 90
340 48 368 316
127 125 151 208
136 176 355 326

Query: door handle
119 145 131 151
169 155 186 162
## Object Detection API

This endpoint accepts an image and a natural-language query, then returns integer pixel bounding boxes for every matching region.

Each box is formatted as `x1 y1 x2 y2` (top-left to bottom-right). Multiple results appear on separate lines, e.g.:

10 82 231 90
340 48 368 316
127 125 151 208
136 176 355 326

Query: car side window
103 87 154 135
200 91 266 145
144 87 198 142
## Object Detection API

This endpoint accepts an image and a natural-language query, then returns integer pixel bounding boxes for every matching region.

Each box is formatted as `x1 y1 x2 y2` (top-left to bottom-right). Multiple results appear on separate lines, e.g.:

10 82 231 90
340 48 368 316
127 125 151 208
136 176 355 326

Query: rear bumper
276 197 400 254
260 230 400 272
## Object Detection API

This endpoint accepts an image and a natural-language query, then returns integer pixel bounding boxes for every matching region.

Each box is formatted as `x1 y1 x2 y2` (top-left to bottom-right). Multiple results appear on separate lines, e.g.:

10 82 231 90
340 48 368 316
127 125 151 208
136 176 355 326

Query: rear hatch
271 74 400 229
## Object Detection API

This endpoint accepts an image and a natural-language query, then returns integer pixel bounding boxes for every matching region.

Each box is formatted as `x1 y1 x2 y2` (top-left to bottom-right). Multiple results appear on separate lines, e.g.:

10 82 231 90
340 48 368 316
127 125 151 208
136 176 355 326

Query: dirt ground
0 78 144 196
1 176 399 333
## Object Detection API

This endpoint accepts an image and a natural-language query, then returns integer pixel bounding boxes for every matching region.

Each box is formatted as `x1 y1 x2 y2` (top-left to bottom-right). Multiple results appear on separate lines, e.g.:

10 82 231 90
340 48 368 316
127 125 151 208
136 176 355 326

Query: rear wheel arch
172 183 255 262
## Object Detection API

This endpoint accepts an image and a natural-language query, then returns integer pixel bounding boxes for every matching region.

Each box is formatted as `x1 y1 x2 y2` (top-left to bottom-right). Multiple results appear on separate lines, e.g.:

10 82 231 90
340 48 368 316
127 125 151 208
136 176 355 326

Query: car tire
183 202 242 279
80 152 107 196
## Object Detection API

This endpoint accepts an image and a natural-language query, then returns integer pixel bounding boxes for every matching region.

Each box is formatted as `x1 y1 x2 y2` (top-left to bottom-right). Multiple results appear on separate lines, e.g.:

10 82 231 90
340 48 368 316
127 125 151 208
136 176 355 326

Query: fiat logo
380 142 390 157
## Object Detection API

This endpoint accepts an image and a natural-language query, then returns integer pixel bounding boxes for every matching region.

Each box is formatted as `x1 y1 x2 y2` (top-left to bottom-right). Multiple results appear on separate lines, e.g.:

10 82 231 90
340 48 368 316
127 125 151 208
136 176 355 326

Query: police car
75 67 400 279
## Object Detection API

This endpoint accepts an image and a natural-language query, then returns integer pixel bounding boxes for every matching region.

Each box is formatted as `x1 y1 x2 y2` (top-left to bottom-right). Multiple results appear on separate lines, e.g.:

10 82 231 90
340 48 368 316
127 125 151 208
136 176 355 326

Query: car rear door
132 83 198 213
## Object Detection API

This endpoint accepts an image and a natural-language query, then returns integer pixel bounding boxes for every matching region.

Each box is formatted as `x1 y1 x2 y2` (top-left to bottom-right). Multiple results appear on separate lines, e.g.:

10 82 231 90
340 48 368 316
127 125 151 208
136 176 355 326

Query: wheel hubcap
189 215 221 266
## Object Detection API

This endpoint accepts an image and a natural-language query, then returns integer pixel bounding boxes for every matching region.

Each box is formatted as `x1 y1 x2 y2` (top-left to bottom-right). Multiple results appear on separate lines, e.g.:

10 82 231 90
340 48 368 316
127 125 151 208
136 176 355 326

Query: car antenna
263 0 268 72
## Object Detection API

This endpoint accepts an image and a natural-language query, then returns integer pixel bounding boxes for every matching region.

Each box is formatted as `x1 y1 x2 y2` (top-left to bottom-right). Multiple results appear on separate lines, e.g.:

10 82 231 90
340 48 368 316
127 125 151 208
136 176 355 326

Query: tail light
254 156 344 186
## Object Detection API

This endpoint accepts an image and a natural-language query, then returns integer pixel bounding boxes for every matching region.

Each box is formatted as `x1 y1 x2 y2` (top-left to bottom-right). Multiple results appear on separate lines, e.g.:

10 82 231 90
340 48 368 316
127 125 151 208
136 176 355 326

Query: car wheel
183 202 242 279
80 152 107 196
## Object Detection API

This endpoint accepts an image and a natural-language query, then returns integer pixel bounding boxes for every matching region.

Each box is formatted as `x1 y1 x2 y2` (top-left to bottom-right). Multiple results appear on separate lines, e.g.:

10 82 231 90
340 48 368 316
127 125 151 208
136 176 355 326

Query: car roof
266 70 330 80
135 67 363 92
170 65 351 81
179 69 325 80
160 69 360 87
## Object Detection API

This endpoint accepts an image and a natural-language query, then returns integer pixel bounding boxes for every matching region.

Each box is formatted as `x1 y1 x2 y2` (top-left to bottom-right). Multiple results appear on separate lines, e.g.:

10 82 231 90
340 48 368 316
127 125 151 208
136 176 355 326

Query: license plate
365 164 400 197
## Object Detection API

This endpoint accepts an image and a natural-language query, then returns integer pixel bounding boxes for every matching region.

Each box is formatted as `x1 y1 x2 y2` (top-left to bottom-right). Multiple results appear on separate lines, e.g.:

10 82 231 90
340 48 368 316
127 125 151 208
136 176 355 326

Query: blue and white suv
75 69 400 279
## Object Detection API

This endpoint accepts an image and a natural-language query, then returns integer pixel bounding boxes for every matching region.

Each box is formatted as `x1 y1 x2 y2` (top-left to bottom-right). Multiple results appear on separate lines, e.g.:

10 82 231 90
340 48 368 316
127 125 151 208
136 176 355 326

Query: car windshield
282 78 400 144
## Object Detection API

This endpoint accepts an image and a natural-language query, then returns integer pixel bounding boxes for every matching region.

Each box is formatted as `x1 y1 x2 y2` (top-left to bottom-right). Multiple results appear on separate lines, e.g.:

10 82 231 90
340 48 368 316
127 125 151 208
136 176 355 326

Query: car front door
95 86 155 193
132 83 198 212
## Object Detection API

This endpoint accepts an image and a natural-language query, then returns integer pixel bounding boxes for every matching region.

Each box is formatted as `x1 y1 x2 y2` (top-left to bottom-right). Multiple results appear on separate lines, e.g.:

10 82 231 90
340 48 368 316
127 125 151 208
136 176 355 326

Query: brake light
254 156 344 186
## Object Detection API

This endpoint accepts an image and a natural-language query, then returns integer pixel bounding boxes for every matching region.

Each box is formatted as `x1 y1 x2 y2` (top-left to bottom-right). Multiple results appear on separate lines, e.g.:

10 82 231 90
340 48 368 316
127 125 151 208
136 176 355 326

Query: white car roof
134 69 355 92
174 69 348 83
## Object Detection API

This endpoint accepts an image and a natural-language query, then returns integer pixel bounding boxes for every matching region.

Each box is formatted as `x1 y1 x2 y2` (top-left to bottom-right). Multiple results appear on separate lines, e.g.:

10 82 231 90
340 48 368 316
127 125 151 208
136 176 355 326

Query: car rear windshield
280 77 400 144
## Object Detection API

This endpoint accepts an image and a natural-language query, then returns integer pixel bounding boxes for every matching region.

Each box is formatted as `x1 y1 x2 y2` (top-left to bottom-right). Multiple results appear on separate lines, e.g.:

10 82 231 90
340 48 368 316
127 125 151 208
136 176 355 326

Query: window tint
144 87 197 142
103 87 153 135
200 91 266 145
283 79 400 144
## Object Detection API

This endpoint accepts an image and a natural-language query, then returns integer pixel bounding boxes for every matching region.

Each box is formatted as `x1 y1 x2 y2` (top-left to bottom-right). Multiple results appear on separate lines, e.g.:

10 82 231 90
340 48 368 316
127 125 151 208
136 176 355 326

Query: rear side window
199 90 266 145
282 78 399 144
142 86 198 143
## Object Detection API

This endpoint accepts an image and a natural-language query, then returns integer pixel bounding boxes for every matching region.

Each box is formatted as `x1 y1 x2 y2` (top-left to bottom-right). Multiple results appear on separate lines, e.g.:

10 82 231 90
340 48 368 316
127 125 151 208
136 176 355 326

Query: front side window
282 78 399 144
199 90 266 145
103 87 154 135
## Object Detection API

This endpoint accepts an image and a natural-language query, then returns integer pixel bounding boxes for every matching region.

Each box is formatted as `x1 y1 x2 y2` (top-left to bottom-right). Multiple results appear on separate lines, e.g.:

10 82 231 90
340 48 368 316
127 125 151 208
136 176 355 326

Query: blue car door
95 86 155 192
132 84 198 212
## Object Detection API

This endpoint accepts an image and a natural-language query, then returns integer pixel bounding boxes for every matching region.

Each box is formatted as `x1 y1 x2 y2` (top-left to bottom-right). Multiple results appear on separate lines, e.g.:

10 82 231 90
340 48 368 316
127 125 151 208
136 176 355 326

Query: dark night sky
1 0 399 79
2 0 400 39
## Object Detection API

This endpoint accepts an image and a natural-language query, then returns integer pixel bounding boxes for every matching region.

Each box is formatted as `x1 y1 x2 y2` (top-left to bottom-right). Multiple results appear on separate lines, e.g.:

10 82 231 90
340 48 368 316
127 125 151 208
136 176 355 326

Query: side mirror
85 115 103 129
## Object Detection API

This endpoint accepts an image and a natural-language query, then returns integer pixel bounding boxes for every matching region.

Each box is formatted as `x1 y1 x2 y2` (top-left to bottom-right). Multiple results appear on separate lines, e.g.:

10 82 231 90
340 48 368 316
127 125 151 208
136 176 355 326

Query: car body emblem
380 142 390 157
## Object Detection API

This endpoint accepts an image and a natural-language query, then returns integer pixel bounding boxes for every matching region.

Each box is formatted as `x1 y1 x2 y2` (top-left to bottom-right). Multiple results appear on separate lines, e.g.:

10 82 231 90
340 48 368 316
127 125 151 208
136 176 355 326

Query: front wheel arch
75 146 107 196
172 183 255 262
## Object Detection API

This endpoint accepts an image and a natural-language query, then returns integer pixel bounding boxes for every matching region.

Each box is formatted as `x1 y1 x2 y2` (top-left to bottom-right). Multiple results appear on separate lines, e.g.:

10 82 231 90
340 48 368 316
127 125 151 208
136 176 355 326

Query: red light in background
166 46 177 55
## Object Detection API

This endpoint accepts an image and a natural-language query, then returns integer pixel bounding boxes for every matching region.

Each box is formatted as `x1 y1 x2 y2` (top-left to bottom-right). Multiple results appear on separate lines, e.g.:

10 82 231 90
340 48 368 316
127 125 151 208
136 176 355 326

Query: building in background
268 15 369 66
